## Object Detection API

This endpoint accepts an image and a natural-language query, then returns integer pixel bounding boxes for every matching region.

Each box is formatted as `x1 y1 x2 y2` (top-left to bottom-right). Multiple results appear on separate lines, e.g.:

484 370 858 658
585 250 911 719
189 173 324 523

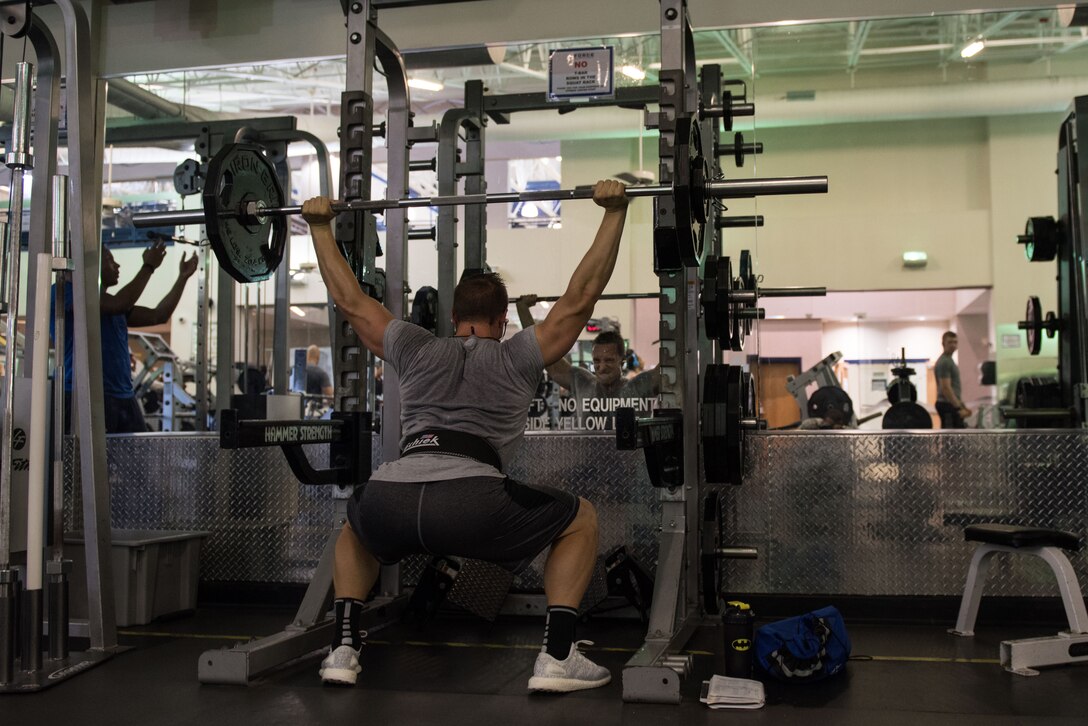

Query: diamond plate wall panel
63 431 1088 598
63 432 661 589
722 431 1088 597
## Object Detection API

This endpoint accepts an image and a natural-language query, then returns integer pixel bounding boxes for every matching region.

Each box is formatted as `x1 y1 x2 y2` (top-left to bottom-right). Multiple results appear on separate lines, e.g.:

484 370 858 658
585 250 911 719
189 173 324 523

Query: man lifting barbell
303 180 629 692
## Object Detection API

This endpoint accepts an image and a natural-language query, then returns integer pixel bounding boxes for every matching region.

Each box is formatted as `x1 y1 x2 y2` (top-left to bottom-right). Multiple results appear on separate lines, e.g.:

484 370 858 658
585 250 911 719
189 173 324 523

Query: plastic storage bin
65 529 209 626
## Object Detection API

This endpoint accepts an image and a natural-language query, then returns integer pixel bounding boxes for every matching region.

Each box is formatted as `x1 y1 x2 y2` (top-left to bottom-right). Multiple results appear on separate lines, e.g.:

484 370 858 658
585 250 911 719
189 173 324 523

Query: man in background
935 331 971 428
304 344 334 398
52 240 197 433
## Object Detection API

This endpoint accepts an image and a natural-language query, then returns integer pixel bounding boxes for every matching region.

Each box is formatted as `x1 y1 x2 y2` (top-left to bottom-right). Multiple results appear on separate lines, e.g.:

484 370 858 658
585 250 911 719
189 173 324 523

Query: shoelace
572 639 595 653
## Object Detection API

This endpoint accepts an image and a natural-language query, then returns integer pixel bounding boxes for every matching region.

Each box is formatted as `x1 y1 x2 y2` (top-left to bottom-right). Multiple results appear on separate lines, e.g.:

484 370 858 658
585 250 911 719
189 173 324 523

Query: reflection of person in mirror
304 344 334 397
935 331 971 428
624 348 644 380
516 298 659 429
51 241 197 433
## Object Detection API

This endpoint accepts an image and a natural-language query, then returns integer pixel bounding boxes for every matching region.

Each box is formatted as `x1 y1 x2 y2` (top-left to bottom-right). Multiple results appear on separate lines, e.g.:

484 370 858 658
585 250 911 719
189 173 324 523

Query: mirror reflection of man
516 298 658 426
304 344 334 398
935 331 971 428
51 240 197 433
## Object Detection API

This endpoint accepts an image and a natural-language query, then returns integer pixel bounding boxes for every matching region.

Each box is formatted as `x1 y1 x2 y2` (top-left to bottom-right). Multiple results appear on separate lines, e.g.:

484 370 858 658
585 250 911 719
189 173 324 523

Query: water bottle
722 600 755 678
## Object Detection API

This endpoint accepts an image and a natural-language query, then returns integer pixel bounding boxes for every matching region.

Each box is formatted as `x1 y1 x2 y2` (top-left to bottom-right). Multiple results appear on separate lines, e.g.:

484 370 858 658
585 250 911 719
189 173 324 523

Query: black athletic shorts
345 476 580 574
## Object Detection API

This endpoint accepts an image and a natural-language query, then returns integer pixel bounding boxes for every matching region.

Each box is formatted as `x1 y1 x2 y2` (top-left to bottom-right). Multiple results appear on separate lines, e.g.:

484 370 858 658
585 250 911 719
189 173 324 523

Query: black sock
333 598 365 650
542 606 578 659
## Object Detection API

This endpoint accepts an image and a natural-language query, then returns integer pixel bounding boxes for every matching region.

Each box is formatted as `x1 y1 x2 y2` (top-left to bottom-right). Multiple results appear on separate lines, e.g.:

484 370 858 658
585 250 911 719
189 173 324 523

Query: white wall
726 118 994 292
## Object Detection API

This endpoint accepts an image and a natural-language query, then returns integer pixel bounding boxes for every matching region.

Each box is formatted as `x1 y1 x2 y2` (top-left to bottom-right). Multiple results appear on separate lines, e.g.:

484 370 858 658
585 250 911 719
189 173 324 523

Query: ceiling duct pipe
107 77 224 122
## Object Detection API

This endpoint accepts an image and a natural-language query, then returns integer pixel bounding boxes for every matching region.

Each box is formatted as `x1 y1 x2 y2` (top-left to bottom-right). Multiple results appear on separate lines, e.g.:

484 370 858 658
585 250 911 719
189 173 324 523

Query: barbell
133 125 827 284
514 292 661 304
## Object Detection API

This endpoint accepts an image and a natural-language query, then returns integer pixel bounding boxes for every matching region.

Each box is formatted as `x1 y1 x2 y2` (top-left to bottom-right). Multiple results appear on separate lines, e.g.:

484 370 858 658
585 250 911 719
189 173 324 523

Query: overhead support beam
847 20 872 70
715 30 753 77
977 10 1023 39
106 78 224 122
1051 27 1088 56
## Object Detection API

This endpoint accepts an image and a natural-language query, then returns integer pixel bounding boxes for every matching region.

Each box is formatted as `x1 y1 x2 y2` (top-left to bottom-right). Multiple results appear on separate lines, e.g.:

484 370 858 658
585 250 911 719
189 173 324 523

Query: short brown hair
942 331 957 343
592 331 625 359
452 272 508 323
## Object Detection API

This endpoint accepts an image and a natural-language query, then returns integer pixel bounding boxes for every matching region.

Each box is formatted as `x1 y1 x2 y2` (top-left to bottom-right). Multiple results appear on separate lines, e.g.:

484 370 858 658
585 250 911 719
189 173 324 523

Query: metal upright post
272 153 291 395
0 62 36 684
49 175 72 662
194 243 210 430
55 0 118 653
335 0 378 422
1055 98 1088 426
22 16 62 373
435 107 484 336
623 0 702 704
376 23 412 469
462 81 487 274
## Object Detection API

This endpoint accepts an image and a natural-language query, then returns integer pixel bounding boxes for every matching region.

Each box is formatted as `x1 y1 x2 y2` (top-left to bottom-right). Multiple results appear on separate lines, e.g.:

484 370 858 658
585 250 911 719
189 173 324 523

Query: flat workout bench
949 523 1088 676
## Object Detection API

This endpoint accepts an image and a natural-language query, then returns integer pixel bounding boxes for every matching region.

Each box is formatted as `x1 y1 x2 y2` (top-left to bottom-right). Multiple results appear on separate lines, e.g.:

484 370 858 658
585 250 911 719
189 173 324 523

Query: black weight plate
702 364 756 485
739 249 756 339
701 255 721 342
724 365 750 485
728 262 746 352
203 143 288 283
1024 295 1042 355
882 401 932 429
1024 216 1058 263
1045 311 1059 338
715 256 735 350
886 380 917 404
670 115 709 268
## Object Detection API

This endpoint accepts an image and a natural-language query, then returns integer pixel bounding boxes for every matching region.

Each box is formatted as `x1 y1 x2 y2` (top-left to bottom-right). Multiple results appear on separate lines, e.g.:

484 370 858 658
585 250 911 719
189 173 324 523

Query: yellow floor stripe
117 631 999 664
119 630 251 641
861 655 1001 664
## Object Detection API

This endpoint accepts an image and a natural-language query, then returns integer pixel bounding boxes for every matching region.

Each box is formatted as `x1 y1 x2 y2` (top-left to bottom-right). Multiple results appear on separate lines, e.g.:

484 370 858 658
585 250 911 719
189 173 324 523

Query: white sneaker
319 645 362 686
528 640 611 693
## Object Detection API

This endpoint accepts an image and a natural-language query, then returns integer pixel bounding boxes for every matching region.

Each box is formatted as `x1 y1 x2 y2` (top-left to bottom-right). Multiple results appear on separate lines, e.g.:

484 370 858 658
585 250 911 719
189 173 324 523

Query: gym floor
3 607 1087 725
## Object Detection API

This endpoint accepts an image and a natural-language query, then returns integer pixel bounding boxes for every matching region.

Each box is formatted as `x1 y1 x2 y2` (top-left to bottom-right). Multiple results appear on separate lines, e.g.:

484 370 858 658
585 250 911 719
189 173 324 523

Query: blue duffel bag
755 605 851 682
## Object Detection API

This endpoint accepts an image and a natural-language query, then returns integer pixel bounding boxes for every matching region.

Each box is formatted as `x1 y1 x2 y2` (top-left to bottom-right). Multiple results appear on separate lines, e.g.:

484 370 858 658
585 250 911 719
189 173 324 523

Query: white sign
548 47 614 101
1000 334 1022 349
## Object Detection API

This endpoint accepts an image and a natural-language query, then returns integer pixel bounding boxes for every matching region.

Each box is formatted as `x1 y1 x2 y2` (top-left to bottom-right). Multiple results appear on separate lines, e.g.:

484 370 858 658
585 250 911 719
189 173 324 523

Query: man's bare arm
304 197 394 358
100 241 167 316
516 294 574 386
533 181 628 365
128 253 198 327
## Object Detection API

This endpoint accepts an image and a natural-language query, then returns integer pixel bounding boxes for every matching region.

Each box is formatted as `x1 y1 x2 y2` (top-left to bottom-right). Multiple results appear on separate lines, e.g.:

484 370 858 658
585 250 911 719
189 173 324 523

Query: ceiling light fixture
620 65 646 81
407 78 444 92
290 305 307 317
960 38 986 59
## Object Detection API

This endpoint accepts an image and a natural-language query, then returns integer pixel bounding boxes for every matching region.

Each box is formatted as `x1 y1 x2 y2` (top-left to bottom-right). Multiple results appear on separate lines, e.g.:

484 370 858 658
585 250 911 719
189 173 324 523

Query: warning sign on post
548 47 614 101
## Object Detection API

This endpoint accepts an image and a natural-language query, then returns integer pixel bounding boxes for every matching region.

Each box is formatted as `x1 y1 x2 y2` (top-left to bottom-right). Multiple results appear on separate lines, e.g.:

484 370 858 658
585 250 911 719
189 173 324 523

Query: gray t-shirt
370 319 544 481
567 367 658 430
934 353 961 403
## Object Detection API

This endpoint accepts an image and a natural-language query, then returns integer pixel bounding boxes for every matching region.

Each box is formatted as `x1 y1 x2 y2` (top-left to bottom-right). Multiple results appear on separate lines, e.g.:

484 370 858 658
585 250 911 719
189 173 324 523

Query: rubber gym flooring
3 607 1087 725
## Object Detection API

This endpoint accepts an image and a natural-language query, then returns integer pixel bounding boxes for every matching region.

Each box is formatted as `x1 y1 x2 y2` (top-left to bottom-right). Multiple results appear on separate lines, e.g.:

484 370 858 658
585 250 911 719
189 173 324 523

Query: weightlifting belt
399 429 503 472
